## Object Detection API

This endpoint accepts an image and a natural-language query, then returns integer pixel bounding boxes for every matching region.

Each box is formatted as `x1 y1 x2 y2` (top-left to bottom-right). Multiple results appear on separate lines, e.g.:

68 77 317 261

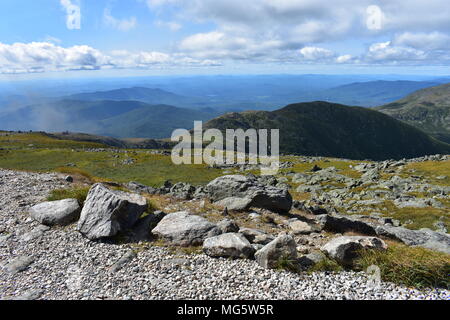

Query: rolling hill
375 83 450 143
317 80 439 107
0 99 218 139
203 101 450 160
67 87 202 107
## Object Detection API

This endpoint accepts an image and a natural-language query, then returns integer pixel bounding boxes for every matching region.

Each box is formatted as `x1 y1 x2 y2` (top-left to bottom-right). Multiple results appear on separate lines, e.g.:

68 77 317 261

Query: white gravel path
0 169 448 300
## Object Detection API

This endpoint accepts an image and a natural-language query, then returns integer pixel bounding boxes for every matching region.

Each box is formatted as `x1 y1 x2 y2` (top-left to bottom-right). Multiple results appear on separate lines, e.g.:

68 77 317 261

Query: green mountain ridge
376 83 450 143
204 101 450 160
0 99 219 139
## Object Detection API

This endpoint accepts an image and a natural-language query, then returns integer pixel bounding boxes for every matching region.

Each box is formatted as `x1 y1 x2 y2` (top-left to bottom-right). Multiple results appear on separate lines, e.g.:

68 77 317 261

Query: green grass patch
401 160 450 186
55 167 95 181
0 132 106 149
275 254 300 273
381 200 449 231
281 157 363 179
308 257 344 273
0 148 224 187
355 242 450 289
47 187 90 205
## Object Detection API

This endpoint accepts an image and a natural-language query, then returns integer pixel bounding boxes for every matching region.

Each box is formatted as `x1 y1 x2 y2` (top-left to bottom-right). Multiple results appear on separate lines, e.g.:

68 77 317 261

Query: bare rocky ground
0 169 449 300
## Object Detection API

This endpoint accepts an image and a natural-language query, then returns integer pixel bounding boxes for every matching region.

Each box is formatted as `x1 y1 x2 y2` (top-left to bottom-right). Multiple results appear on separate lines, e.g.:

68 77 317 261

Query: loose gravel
0 169 449 300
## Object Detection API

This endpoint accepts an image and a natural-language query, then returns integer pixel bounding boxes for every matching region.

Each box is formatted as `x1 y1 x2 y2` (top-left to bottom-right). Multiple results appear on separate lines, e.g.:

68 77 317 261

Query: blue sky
0 0 449 79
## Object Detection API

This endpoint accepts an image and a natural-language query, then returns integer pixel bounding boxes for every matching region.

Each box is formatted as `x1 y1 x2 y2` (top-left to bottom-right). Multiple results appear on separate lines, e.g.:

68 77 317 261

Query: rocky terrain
1 154 449 300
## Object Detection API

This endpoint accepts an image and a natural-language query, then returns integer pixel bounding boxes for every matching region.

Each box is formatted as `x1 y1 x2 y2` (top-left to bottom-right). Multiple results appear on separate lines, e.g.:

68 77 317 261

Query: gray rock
321 236 387 266
20 225 50 242
375 225 450 254
30 199 81 226
361 168 380 182
239 228 274 245
393 198 430 208
288 219 314 235
254 235 298 269
216 219 239 233
110 250 137 272
298 251 326 269
319 214 377 235
434 219 447 233
206 175 292 213
151 211 220 246
77 184 148 240
203 233 255 259
4 255 35 274
126 181 157 194
169 182 196 200
296 185 322 193
292 173 310 184
215 197 253 211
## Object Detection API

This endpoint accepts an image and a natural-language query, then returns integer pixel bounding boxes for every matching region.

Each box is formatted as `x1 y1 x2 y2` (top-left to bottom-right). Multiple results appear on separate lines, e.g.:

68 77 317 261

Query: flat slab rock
375 225 450 254
203 233 255 259
206 175 292 212
77 183 147 240
321 236 387 266
30 198 81 226
151 211 220 246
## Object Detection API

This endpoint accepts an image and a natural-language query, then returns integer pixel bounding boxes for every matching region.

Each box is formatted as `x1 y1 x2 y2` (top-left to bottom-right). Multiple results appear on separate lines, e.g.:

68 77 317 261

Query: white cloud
155 20 182 31
0 42 221 74
393 32 450 50
0 42 110 73
142 0 450 66
300 47 335 60
336 54 354 64
103 9 137 31
365 41 427 62
60 0 81 30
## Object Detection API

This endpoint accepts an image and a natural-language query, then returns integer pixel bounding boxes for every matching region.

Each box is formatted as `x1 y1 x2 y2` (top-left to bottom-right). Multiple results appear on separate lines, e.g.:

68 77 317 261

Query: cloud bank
3 1 449 74
0 42 220 74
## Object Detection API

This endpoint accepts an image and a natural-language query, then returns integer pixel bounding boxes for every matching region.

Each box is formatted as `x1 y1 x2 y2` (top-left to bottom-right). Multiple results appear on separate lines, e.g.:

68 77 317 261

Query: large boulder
375 225 450 254
206 175 292 212
321 236 387 266
30 199 81 226
254 234 297 269
214 197 253 211
203 233 255 259
151 211 220 246
77 184 147 240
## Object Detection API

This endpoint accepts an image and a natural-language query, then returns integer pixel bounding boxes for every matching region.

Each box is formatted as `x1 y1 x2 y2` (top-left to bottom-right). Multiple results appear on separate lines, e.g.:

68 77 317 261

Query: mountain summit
204 101 450 160
376 83 450 143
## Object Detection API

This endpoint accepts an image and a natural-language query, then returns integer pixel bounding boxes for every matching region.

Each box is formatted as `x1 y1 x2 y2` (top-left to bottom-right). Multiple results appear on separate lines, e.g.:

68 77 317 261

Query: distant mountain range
376 83 450 144
203 101 450 160
1 81 450 160
63 80 441 109
0 99 219 139
67 87 203 108
315 80 440 107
